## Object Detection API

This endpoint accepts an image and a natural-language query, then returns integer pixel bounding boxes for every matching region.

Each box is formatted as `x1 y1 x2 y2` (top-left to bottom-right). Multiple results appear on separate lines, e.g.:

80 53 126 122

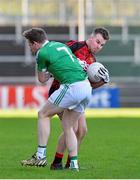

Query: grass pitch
0 109 140 179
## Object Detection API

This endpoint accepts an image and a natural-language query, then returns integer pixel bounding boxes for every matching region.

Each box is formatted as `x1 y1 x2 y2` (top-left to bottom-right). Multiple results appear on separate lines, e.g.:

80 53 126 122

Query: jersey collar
42 40 49 47
36 40 49 59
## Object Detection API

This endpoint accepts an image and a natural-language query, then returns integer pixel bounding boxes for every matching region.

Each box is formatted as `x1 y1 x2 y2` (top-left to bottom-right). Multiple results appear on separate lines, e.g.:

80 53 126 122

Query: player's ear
32 41 37 45
32 41 40 48
89 35 95 41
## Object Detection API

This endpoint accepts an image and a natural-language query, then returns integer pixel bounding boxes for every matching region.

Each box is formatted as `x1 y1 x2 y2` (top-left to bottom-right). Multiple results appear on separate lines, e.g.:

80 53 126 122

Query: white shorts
48 80 92 113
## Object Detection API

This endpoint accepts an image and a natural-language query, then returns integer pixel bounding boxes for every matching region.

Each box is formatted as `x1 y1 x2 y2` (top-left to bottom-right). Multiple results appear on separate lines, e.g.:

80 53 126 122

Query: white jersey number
57 47 75 62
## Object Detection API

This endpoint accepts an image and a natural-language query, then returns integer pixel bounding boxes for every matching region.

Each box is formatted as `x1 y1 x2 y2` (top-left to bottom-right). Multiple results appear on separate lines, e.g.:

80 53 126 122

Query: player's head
86 27 110 54
23 27 48 53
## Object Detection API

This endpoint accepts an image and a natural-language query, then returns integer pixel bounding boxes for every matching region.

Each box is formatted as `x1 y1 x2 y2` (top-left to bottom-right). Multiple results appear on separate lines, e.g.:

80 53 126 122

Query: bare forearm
90 79 105 89
38 71 51 83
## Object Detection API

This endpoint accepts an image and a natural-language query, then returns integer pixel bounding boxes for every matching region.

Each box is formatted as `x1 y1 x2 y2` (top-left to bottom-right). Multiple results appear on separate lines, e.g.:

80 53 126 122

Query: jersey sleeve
36 50 48 72
66 40 78 53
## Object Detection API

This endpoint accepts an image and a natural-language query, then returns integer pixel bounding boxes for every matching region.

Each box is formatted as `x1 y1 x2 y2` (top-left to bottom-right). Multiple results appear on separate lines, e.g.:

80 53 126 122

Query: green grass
0 116 140 179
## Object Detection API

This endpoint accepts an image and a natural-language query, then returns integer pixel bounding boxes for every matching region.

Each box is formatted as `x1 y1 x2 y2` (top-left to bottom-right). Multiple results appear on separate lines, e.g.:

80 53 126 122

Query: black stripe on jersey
68 41 86 53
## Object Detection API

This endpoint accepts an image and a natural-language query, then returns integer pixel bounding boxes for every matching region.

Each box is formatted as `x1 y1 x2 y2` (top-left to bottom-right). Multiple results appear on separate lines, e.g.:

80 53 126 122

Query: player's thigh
73 114 84 133
39 100 64 118
61 109 82 129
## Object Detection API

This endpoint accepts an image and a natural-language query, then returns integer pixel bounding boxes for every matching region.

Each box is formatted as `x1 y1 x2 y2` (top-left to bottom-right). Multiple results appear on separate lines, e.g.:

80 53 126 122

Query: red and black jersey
48 40 96 96
66 40 96 65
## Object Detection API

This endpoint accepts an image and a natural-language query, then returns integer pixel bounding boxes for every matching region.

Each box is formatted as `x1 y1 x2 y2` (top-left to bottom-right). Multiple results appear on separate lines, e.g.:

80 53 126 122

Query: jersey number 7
57 47 75 62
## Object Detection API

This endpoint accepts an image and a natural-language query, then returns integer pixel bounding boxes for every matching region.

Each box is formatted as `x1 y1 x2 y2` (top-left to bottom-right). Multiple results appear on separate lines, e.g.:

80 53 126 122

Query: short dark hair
94 27 110 40
23 27 47 43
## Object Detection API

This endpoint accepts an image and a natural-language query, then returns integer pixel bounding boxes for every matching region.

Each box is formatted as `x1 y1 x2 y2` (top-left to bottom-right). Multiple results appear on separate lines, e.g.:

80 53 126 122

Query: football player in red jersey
50 27 110 170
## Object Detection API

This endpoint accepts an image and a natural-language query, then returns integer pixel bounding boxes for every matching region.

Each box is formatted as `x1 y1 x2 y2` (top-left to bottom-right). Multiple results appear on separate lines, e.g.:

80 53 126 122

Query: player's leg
37 101 63 146
50 117 79 170
49 82 66 169
61 109 81 170
21 100 64 167
65 114 87 168
50 131 66 170
64 80 91 170
65 115 87 168
64 120 79 168
76 114 88 149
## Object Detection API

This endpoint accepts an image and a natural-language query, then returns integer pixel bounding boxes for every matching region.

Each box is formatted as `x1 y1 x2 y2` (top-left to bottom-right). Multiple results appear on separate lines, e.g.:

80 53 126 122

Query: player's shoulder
66 40 85 45
37 41 52 59
37 48 47 61
66 40 87 52
65 40 76 47
47 41 64 47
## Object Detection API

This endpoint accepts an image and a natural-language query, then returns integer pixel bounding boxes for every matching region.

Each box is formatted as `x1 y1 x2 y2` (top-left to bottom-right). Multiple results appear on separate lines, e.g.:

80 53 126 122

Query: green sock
70 156 78 161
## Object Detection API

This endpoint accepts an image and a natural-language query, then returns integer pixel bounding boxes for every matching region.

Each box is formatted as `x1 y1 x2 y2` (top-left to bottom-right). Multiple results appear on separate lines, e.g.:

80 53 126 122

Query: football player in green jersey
21 27 92 171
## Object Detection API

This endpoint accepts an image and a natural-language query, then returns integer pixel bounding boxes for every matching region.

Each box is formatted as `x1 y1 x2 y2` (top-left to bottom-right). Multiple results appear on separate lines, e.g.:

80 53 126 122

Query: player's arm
37 51 51 83
89 79 105 89
38 71 50 83
65 40 77 53
89 66 110 89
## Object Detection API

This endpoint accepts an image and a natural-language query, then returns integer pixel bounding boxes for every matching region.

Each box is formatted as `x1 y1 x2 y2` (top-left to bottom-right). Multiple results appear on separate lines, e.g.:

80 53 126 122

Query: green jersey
36 41 87 84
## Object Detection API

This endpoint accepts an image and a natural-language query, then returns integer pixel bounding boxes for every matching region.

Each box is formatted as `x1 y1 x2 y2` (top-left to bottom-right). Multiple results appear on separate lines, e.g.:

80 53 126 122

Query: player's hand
45 71 51 81
78 59 89 71
97 67 110 83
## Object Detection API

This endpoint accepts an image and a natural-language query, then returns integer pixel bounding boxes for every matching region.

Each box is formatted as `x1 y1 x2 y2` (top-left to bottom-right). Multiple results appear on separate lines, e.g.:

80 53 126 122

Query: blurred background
0 0 140 109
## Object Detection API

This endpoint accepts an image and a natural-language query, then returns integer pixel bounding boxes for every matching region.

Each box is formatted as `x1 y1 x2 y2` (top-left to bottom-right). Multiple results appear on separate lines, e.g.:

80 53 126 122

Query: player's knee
38 110 46 119
61 121 70 131
78 126 88 139
81 126 88 137
38 110 42 119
